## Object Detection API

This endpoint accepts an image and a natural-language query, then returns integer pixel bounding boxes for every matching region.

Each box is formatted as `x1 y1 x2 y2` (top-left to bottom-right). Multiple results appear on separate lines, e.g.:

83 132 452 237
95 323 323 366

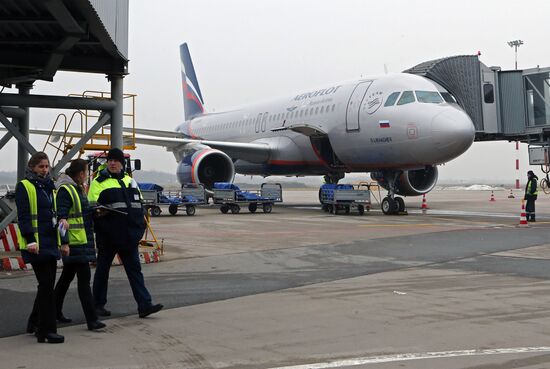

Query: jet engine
176 148 235 190
371 166 438 196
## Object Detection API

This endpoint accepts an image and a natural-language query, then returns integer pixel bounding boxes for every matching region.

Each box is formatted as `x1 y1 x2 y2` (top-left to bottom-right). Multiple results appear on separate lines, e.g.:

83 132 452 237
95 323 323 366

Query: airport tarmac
2 188 550 368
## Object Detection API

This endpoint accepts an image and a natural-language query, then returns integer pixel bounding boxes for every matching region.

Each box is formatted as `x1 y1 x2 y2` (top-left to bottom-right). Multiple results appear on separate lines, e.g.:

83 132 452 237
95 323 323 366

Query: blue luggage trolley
213 182 282 214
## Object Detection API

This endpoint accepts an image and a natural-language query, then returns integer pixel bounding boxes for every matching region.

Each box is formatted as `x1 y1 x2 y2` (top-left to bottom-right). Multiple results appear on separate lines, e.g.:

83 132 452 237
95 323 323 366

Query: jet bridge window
483 83 494 103
384 92 400 107
396 91 415 105
415 91 443 104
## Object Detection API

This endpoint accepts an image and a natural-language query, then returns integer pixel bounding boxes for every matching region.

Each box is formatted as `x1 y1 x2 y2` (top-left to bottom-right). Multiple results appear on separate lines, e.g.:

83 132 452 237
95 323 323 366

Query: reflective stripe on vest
528 178 539 196
16 180 38 250
60 184 87 245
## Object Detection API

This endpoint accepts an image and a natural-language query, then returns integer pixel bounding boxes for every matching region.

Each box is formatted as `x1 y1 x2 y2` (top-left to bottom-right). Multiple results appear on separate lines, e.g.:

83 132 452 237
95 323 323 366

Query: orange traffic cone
518 201 530 228
507 189 515 199
421 194 428 214
489 191 496 202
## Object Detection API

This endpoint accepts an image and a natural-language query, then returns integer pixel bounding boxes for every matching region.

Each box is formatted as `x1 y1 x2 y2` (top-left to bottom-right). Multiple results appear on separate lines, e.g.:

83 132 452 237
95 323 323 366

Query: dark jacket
88 169 146 249
55 173 96 264
15 169 61 264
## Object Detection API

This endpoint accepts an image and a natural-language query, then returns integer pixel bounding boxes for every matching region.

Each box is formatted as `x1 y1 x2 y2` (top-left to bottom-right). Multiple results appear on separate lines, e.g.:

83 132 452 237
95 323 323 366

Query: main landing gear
379 171 407 215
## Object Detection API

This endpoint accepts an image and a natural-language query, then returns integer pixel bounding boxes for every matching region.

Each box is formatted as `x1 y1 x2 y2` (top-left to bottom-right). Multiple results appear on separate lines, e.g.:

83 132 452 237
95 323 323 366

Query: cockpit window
396 91 415 105
440 92 457 104
415 91 443 104
384 92 400 107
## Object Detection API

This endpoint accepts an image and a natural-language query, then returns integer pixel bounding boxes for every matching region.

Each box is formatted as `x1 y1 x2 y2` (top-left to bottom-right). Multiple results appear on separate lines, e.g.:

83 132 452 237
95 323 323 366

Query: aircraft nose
432 107 475 160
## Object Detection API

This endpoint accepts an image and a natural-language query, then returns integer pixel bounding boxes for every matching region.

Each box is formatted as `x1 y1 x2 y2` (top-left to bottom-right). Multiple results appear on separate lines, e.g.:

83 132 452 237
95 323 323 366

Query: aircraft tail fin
180 43 204 120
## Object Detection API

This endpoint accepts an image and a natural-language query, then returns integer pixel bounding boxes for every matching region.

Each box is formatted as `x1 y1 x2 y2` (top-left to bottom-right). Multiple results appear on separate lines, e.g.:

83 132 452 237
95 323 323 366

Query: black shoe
95 307 111 317
26 321 36 334
87 320 106 331
138 303 163 318
36 332 64 344
57 314 72 323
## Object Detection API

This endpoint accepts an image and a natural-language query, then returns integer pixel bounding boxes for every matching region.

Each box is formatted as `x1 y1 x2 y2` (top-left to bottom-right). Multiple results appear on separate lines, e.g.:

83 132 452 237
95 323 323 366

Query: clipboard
93 204 128 216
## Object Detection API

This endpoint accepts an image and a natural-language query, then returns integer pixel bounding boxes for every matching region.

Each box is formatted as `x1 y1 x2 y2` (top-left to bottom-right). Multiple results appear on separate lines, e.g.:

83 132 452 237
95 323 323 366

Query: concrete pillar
109 74 124 149
16 83 32 181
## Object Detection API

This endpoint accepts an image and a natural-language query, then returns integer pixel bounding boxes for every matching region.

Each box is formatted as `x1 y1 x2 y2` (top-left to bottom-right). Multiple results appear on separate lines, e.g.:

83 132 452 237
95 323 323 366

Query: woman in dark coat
54 159 105 331
15 152 63 343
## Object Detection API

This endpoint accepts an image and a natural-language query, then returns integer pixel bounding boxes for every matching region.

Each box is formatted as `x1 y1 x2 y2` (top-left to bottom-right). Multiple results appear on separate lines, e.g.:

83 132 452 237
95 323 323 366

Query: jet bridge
405 56 550 145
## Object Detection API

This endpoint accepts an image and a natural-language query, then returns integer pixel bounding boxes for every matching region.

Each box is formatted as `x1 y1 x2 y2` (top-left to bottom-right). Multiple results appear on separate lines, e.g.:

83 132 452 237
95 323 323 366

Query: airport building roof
0 0 129 87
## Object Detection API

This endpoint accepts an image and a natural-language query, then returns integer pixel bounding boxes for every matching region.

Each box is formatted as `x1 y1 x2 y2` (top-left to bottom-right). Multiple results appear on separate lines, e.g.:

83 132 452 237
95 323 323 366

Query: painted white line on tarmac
267 346 550 369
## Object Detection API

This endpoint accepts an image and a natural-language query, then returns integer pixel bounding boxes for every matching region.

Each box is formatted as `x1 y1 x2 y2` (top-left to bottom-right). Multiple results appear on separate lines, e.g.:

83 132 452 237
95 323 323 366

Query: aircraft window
299 110 304 117
320 106 324 114
315 107 319 115
331 104 336 112
415 91 443 104
309 108 314 115
384 92 400 107
441 92 457 104
305 109 308 116
483 83 494 103
397 91 415 105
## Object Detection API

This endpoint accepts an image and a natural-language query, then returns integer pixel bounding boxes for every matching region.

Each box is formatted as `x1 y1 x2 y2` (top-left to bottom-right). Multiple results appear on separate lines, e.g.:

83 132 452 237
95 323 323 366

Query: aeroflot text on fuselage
293 85 342 101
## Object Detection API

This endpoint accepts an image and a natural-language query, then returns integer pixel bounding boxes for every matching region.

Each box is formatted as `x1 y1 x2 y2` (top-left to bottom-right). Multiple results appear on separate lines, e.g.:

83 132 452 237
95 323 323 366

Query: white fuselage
176 73 475 176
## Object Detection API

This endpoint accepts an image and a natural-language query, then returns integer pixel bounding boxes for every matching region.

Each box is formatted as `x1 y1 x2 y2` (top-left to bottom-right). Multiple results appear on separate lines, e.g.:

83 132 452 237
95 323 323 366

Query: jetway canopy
405 56 550 145
0 0 129 86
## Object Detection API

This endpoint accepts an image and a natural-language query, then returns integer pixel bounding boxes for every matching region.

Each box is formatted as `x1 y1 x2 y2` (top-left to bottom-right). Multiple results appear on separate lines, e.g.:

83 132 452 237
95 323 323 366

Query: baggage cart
139 183 205 216
213 182 282 214
319 183 371 215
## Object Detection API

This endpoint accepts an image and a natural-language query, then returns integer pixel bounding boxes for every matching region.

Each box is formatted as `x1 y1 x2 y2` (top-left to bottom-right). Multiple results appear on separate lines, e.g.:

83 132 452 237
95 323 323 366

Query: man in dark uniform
88 148 163 318
524 170 539 222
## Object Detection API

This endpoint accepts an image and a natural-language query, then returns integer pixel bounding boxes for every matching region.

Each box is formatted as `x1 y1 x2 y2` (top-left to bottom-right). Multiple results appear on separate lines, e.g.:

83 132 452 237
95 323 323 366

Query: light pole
507 40 524 70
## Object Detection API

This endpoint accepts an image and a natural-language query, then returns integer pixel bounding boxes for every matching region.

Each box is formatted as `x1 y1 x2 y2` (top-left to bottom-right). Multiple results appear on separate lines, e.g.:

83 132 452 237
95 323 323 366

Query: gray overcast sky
2 0 549 183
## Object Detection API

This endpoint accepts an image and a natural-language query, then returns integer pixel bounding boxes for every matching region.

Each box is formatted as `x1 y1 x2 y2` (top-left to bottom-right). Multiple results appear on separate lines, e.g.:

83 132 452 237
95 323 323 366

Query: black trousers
526 197 536 220
28 259 58 335
93 246 152 312
54 262 98 323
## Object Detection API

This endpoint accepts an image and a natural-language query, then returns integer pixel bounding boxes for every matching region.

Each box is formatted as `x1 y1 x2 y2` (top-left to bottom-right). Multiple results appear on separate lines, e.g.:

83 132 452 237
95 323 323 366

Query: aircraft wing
0 126 271 163
133 134 270 163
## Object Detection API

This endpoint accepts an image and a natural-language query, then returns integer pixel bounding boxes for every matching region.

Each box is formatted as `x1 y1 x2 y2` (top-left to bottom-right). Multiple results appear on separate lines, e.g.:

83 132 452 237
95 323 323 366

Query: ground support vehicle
213 183 282 214
139 183 205 216
319 183 371 215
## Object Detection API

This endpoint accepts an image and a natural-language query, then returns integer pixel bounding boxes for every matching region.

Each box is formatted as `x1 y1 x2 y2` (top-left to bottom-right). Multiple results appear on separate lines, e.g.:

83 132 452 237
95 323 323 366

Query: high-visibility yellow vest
59 184 87 245
527 178 539 196
16 179 60 250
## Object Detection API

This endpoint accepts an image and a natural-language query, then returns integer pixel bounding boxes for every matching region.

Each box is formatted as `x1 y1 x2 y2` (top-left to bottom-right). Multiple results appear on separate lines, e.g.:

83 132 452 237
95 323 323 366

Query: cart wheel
327 204 333 213
358 205 365 215
168 204 178 215
321 204 329 212
229 204 240 214
248 203 257 213
345 205 351 214
151 206 161 217
262 203 273 213
186 205 196 216
220 205 229 214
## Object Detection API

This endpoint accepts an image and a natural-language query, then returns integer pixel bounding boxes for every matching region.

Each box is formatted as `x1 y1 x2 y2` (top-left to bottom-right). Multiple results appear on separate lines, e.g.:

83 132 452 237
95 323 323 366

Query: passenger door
346 81 372 131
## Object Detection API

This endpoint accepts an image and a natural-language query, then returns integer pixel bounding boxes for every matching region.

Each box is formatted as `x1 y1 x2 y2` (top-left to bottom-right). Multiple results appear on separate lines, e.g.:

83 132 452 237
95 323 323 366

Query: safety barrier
0 223 162 272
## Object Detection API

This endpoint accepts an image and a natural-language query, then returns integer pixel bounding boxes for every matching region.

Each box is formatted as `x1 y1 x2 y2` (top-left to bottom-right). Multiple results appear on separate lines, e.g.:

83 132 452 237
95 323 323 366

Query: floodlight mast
507 40 524 70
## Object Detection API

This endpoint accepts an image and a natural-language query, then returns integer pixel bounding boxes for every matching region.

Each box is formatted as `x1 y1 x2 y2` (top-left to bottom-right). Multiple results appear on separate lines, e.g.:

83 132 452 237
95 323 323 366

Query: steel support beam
0 210 17 236
17 84 31 181
109 74 124 149
0 131 13 151
0 107 26 118
51 112 111 176
0 111 36 157
0 93 116 110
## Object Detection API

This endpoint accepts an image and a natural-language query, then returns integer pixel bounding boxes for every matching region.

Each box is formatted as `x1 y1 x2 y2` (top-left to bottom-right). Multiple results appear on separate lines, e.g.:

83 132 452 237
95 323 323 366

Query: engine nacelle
176 148 235 190
371 166 438 196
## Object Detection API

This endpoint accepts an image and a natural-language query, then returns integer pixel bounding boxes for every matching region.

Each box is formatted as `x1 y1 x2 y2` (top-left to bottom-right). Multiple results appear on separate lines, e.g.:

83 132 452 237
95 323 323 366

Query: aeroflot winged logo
293 85 342 101
366 91 383 114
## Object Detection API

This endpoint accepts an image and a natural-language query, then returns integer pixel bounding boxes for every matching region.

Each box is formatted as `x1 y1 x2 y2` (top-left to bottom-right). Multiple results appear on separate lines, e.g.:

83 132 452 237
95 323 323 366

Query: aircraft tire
395 197 405 213
381 197 398 215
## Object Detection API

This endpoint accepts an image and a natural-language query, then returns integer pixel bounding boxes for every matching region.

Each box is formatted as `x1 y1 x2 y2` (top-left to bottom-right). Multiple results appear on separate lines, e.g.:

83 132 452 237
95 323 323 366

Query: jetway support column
16 83 32 182
109 74 124 149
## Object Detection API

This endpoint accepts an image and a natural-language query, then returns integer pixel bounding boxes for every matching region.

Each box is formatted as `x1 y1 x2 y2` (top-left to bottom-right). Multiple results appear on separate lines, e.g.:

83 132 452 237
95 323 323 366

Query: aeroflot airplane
130 43 475 214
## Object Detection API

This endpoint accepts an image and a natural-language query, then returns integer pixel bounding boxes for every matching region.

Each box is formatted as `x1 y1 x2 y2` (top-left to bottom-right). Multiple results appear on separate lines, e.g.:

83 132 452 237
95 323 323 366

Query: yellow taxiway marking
359 224 436 227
